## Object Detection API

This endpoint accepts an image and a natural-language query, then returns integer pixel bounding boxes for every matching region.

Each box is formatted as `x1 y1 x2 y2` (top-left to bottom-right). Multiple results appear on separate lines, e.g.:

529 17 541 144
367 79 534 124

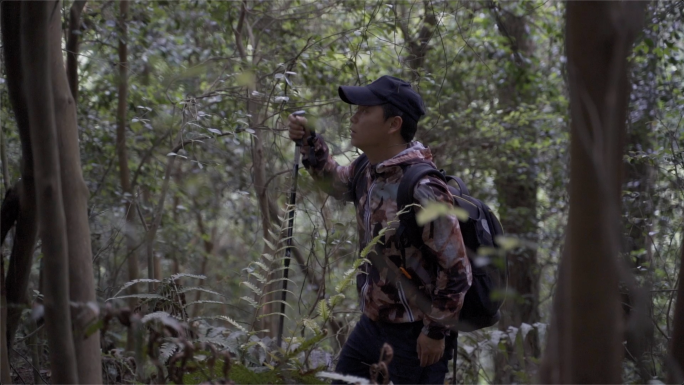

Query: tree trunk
22 1 79 382
116 0 139 350
539 2 646 382
192 210 214 319
1 185 19 245
1 254 10 385
49 0 102 381
66 0 86 103
668 232 684 383
491 9 541 382
1 0 39 350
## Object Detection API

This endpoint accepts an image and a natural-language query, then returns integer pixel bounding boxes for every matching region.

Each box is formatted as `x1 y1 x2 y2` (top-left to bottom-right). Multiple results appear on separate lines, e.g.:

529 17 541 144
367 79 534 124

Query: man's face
349 105 396 150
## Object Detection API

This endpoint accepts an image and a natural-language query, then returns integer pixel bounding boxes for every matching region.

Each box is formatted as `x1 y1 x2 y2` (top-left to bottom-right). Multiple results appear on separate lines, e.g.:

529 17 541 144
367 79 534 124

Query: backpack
350 154 505 332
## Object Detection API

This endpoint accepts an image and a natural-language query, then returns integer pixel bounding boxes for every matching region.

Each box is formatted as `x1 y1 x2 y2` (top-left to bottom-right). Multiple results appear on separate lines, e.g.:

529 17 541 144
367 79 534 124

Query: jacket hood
375 141 433 173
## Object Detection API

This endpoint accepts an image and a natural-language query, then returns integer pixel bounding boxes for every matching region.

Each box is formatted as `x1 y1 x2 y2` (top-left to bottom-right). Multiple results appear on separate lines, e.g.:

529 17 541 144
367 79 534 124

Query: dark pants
334 315 453 384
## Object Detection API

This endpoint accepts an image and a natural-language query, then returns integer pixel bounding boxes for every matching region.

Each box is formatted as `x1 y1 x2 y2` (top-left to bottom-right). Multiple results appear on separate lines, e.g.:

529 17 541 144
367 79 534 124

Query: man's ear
387 116 403 135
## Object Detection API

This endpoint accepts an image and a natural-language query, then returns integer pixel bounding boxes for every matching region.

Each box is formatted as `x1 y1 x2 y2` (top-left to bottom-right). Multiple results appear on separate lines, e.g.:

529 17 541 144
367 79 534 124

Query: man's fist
287 113 310 142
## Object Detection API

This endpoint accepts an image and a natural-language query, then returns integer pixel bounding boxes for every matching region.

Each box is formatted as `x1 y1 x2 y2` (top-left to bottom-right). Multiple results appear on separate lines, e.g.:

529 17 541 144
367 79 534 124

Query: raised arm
288 114 358 201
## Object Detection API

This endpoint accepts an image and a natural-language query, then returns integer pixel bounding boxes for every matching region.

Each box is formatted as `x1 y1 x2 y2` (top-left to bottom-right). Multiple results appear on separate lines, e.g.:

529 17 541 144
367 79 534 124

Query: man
288 75 471 384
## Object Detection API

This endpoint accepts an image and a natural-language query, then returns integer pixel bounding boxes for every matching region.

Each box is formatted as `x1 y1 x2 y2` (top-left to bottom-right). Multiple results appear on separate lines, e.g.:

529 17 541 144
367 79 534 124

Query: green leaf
416 202 469 225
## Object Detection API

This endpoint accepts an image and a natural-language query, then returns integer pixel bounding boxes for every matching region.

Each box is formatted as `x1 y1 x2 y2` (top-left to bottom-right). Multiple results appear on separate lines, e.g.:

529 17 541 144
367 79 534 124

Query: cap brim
338 86 385 106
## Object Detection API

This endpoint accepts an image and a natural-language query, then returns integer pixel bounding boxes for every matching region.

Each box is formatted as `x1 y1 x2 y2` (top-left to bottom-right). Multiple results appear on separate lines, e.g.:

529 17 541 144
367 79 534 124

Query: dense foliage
1 0 682 383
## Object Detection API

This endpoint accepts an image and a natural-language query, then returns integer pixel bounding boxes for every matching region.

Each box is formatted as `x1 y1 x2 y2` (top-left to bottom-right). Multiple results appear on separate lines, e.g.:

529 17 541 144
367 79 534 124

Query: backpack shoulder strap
396 163 446 248
445 175 470 197
350 154 369 205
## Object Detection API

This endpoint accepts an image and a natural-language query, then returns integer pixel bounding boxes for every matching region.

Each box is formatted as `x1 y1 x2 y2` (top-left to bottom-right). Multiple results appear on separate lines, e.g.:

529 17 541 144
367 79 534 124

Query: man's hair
382 104 417 143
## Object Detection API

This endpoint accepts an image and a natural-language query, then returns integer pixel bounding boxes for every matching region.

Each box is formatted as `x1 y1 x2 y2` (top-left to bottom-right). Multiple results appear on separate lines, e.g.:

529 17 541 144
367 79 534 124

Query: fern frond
328 293 346 308
251 261 270 272
259 299 294 309
270 266 295 275
261 289 297 298
170 273 206 281
112 279 162 297
106 293 165 302
240 296 259 308
183 300 228 308
264 277 296 286
240 281 262 296
263 237 277 251
302 318 322 335
159 341 178 364
142 311 177 323
317 301 330 321
178 286 224 297
248 271 267 283
257 312 289 320
212 315 249 333
261 253 274 262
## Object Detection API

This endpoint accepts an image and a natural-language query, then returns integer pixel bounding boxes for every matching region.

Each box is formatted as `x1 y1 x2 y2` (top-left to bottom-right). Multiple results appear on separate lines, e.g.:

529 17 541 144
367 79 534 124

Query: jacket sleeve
300 133 357 202
413 175 472 339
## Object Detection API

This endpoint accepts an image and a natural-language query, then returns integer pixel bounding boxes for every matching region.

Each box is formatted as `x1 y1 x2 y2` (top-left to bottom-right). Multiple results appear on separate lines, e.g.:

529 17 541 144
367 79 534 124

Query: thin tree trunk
1 0 39 350
22 1 78 382
1 121 9 190
1 185 19 245
668 231 684 383
116 0 139 351
539 2 646 382
1 255 10 385
192 211 214 319
49 0 102 381
66 0 86 103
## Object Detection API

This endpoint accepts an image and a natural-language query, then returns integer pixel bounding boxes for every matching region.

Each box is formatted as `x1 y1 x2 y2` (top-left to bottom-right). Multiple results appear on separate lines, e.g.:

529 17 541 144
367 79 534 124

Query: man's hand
416 333 445 367
287 113 309 143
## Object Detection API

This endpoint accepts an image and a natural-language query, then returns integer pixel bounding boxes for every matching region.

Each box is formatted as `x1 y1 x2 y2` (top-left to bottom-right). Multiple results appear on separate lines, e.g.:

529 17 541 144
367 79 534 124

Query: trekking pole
277 110 308 349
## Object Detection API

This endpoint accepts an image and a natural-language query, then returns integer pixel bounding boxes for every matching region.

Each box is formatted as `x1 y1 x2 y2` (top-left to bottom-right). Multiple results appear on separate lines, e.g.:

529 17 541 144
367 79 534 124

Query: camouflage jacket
301 135 472 339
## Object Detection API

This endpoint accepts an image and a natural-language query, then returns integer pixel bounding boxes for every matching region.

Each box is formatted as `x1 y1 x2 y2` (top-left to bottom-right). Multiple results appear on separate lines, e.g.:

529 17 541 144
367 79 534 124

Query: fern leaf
213 315 249 333
112 278 162 298
257 312 289 320
240 296 259 308
248 271 267 284
265 277 296 286
317 301 330 321
328 293 346 308
259 299 294 309
183 300 227 308
141 311 175 323
263 237 277 252
106 293 165 302
178 286 224 297
251 261 270 272
261 253 274 262
159 341 178 364
170 273 206 281
261 289 297 298
240 281 262 296
302 318 322 335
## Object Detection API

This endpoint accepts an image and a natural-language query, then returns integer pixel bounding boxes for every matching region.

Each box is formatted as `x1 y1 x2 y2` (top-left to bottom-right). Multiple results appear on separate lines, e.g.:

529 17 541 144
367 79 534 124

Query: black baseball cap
338 75 426 122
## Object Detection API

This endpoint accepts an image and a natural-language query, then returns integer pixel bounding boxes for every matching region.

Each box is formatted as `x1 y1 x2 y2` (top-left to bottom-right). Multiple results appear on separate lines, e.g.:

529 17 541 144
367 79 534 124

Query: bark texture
539 2 646 382
1 0 39 349
66 0 87 103
22 1 79 382
49 0 102 381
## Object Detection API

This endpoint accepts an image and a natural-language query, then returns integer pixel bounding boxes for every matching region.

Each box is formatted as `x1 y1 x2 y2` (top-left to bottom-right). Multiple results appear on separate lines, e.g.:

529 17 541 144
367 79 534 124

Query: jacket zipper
360 174 376 313
396 281 415 322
